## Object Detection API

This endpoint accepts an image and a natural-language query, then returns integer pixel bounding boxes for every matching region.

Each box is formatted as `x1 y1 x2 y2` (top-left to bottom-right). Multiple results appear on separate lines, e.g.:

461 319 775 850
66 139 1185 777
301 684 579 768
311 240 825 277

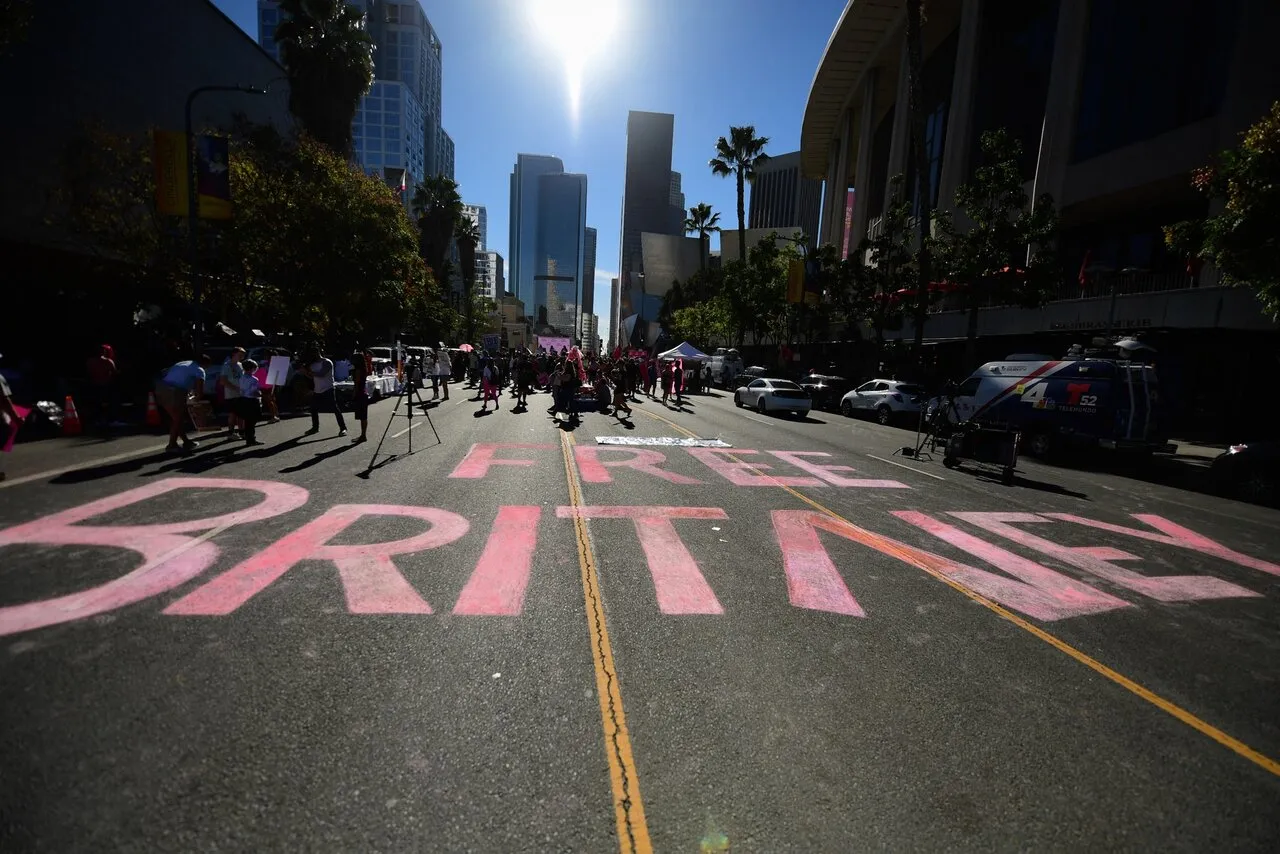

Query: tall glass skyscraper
257 0 453 195
508 154 587 334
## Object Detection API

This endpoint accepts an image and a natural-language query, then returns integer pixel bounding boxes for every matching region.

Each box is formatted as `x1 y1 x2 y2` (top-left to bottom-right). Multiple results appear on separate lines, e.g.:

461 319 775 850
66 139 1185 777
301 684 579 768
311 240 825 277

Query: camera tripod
365 362 440 472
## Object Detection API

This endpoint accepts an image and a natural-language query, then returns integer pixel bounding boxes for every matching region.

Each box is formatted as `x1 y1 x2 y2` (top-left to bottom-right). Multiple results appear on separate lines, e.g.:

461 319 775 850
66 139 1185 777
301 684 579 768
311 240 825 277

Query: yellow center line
635 406 1280 778
559 430 654 853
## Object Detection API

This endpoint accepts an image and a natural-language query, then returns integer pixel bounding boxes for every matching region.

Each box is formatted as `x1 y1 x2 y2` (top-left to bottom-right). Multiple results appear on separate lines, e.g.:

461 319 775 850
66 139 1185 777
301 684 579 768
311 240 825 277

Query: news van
938 358 1168 457
709 348 745 388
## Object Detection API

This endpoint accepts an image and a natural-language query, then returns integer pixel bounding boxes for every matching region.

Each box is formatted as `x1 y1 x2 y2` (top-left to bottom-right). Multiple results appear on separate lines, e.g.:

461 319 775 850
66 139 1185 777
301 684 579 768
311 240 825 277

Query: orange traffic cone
62 395 82 436
145 391 161 427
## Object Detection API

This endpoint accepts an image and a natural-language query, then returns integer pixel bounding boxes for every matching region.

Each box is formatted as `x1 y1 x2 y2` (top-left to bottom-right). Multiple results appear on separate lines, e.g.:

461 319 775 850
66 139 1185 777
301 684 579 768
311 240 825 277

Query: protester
0 360 20 482
221 346 246 438
479 355 500 412
85 344 120 430
436 350 452 400
236 359 264 446
155 354 210 453
350 348 372 443
302 347 347 437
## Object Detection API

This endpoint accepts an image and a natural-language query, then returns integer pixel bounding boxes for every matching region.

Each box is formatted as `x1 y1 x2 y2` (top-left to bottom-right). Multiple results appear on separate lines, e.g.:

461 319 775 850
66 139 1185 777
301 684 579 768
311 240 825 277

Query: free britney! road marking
0 476 1274 636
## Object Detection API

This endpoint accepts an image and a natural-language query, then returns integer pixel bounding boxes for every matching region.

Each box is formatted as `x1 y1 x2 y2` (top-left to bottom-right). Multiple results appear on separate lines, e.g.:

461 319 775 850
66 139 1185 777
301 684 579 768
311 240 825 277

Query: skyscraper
749 151 823 246
462 204 487 250
257 0 453 193
582 226 597 317
618 110 680 344
669 171 685 224
509 154 587 333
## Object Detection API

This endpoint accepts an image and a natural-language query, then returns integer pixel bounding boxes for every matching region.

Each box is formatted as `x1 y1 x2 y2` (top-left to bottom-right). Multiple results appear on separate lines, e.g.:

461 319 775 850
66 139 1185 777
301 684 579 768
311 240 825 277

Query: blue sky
213 0 848 318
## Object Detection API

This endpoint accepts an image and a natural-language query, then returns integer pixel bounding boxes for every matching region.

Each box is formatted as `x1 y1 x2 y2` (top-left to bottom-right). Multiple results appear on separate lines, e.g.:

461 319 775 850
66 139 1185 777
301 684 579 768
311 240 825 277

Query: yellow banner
787 259 805 304
153 130 187 216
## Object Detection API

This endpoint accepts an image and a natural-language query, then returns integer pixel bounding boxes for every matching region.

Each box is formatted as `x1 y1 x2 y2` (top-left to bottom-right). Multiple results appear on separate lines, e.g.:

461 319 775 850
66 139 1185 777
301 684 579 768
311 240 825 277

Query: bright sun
528 0 622 126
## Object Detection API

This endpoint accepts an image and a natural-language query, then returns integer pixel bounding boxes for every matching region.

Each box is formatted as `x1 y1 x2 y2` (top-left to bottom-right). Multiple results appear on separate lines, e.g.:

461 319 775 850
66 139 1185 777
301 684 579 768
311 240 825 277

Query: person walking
85 344 119 431
221 346 245 438
155 354 211 453
302 347 347 437
660 361 673 406
349 348 371 443
479 356 500 412
236 359 264 446
0 361 21 482
436 350 451 400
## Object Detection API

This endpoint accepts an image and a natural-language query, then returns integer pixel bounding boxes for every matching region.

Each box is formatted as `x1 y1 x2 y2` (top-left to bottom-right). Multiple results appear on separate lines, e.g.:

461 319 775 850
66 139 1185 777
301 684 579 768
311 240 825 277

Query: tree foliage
46 122 447 345
274 0 374 160
1165 100 1280 317
410 174 464 290
455 216 481 342
669 296 733 347
844 176 914 353
935 128 1058 366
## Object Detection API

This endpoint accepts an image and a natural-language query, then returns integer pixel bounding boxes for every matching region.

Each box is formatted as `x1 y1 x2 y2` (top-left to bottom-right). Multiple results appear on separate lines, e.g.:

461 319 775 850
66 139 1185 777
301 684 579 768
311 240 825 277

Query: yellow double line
636 406 1280 778
559 431 653 853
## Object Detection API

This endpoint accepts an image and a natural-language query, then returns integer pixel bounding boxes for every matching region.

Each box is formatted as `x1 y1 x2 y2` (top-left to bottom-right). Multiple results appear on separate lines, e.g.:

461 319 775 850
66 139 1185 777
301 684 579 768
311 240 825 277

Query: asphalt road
2 382 1279 852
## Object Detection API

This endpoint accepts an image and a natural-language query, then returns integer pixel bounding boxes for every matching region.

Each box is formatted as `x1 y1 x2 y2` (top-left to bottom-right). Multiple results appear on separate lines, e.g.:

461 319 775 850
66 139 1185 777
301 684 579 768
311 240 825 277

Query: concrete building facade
583 227 598 317
800 0 1280 433
618 111 682 345
749 150 824 245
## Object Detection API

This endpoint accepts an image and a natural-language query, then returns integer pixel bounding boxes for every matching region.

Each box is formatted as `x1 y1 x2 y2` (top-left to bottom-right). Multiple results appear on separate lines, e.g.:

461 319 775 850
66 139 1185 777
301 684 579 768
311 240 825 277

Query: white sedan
734 378 812 417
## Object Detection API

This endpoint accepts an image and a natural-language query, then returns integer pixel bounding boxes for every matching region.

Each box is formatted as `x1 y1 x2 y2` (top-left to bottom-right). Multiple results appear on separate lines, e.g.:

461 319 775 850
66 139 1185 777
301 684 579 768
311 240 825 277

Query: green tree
845 176 914 358
410 174 464 291
682 202 721 270
904 0 936 359
935 129 1058 368
455 217 481 342
0 0 34 56
274 0 374 160
1165 100 1280 317
669 296 733 348
709 126 770 264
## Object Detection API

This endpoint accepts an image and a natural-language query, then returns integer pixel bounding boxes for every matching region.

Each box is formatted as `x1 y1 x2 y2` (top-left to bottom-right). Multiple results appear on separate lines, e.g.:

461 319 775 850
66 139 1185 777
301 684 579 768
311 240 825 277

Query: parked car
734 378 812 417
733 366 770 389
799 374 853 412
1209 441 1279 506
840 379 926 426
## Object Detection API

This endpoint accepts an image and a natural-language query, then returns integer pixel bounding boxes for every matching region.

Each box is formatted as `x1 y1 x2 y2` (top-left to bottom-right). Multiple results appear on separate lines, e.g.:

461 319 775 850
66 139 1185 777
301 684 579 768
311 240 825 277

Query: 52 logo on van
1066 382 1098 407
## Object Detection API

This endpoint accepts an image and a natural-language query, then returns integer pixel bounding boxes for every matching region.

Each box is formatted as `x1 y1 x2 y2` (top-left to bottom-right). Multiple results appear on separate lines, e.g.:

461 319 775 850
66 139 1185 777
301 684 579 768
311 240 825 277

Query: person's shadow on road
278 442 356 473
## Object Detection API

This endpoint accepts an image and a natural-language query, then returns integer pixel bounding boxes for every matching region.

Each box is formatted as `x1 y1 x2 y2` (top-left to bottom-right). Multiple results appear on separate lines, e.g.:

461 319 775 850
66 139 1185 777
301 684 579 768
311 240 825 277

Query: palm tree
274 0 374 160
455 218 481 343
709 126 770 263
904 0 935 358
683 202 721 270
410 175 463 291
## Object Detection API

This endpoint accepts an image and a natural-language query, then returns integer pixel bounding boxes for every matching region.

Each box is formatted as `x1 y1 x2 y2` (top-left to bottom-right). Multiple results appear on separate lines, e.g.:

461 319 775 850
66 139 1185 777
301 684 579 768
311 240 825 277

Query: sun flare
528 0 622 127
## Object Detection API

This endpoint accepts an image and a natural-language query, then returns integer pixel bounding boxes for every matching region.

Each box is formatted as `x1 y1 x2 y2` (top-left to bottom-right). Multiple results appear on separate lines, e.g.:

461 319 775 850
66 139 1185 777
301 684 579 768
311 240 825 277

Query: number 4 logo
1021 382 1048 408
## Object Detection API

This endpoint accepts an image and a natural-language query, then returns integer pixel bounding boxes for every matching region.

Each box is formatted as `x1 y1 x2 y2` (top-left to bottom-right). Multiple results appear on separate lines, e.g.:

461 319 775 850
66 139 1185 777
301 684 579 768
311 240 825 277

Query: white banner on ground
595 436 732 448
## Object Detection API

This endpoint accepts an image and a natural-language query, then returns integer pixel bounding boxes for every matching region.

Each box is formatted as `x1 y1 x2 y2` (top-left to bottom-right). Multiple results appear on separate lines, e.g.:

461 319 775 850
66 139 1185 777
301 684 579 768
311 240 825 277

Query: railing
926 271 1205 314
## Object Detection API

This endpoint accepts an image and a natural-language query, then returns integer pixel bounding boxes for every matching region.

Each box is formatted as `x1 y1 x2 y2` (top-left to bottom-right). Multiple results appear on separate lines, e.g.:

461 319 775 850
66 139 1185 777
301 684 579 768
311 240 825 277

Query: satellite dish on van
1115 336 1155 353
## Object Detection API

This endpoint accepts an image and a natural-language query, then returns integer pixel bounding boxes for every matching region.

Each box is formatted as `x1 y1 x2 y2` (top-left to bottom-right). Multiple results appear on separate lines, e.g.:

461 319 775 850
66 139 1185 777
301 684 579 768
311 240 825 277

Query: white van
708 348 745 388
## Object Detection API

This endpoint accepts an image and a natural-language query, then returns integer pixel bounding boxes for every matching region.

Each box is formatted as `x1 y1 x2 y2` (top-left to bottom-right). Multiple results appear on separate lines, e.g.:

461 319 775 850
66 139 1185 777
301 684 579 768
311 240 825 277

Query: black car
1209 441 1280 506
733 366 770 389
799 374 853 412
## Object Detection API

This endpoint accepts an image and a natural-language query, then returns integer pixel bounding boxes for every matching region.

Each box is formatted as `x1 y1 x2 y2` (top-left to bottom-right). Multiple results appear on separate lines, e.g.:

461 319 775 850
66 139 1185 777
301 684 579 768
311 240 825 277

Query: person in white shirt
236 359 264 446
435 351 451 400
302 347 347 437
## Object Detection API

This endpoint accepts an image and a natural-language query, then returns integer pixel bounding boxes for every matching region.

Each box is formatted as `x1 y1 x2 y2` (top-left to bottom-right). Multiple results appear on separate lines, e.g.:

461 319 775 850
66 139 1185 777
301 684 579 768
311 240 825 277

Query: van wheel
875 405 893 426
840 400 853 417
1026 432 1054 458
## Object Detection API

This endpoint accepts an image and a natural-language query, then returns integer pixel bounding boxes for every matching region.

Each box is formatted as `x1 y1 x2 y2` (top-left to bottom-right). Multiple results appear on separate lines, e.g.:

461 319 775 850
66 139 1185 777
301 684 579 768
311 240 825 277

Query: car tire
734 392 742 408
875 405 893 426
757 398 767 415
840 400 853 417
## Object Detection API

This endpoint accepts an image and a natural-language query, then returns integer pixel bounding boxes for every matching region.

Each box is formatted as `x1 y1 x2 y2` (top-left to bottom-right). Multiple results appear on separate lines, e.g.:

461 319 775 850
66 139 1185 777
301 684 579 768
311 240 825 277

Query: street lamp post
185 84 267 353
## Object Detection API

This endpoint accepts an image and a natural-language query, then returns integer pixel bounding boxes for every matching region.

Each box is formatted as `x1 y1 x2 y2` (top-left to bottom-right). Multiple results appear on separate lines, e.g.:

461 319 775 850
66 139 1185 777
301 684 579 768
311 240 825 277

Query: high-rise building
462 204 487 250
475 250 504 301
508 154 587 333
582 226 597 317
669 171 685 222
749 150 823 246
579 314 600 355
608 277 621 350
257 0 453 195
618 110 680 345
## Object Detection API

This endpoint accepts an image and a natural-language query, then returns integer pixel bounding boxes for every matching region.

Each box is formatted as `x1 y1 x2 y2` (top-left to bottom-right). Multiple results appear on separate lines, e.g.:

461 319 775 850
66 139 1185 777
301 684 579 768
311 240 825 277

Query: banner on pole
153 130 187 216
481 333 501 352
153 131 234 219
195 135 233 220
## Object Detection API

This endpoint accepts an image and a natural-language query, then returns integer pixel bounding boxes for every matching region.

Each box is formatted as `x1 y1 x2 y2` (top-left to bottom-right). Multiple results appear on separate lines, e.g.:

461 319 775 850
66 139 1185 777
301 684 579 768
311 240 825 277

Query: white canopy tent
657 341 712 361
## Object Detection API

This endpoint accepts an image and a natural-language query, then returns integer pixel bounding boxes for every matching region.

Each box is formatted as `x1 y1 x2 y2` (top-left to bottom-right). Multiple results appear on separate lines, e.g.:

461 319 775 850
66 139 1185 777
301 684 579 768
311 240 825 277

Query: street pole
185 84 266 355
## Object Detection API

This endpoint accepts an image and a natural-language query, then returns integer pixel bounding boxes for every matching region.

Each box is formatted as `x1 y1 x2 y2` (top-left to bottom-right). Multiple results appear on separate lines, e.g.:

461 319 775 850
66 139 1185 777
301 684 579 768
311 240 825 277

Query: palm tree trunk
906 0 934 368
736 170 746 263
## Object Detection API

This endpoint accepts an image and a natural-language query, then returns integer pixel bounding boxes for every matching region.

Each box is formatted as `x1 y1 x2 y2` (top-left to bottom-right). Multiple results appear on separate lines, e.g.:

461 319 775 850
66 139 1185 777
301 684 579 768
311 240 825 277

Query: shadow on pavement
49 450 173 484
278 442 356 473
